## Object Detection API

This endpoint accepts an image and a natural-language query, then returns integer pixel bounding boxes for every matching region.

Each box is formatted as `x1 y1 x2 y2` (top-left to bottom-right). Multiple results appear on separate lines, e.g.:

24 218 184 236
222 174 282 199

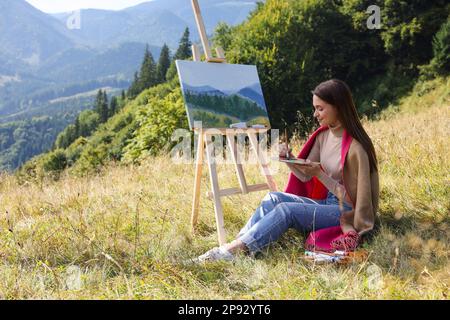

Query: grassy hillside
0 77 448 299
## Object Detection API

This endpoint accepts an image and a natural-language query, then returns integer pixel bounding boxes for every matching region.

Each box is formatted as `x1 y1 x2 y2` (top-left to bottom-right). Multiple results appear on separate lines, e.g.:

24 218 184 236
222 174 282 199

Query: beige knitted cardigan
284 125 379 235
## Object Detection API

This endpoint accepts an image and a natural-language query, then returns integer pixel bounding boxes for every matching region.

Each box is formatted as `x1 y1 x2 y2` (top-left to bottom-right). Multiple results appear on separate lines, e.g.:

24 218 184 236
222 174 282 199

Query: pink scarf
284 125 353 201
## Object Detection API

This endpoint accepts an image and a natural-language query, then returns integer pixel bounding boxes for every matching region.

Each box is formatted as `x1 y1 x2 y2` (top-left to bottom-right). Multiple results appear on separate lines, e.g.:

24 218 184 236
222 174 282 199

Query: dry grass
0 77 448 299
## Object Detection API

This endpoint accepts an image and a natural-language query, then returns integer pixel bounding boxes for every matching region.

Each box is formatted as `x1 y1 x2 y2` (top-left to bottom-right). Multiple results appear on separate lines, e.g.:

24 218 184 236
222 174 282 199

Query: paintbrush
285 128 290 160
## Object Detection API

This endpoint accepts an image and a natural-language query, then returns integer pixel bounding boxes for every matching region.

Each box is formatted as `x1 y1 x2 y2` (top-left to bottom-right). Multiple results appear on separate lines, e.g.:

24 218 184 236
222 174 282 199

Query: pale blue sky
26 0 154 13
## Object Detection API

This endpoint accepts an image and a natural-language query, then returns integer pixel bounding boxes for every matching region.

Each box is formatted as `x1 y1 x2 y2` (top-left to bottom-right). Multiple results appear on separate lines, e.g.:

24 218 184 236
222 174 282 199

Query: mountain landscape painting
176 60 270 129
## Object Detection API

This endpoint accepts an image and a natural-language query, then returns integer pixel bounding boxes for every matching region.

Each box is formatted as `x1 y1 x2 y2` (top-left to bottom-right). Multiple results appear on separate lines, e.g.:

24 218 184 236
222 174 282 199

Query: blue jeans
237 191 353 253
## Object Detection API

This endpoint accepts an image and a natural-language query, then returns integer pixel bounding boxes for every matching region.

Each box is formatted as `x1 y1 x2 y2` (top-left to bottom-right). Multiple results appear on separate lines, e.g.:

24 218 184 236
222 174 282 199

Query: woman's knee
273 203 295 225
264 191 286 205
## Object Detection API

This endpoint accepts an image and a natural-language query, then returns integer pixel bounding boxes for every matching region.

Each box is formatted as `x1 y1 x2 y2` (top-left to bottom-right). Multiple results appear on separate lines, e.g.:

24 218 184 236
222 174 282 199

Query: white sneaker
196 246 235 263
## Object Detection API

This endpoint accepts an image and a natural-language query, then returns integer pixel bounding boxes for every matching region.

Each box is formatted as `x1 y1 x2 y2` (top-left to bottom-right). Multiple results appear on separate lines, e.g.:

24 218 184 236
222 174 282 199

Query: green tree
93 89 109 123
379 0 449 71
213 22 234 52
78 110 100 137
109 96 118 117
42 149 67 173
419 17 450 79
55 124 77 149
431 18 450 75
226 0 385 129
156 43 171 83
74 116 80 137
139 45 158 91
123 89 189 162
127 72 141 99
94 89 104 114
100 90 109 123
173 27 192 61
165 61 178 82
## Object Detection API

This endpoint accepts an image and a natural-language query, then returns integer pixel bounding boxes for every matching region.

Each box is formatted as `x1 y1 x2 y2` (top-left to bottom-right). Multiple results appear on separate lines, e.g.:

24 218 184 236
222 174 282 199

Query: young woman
197 79 379 262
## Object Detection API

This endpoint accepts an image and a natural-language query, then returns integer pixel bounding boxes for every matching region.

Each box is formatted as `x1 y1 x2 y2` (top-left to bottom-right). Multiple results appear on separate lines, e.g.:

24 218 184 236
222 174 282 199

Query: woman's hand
279 143 293 159
293 160 322 177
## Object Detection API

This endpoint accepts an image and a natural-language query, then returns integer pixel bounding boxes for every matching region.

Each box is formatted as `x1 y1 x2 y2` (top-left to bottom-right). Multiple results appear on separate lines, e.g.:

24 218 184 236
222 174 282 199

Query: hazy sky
25 0 154 13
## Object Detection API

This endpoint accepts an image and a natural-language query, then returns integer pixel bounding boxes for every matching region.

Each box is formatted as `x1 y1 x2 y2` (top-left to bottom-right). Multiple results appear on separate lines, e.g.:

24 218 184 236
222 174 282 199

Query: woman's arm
287 163 312 182
285 139 320 182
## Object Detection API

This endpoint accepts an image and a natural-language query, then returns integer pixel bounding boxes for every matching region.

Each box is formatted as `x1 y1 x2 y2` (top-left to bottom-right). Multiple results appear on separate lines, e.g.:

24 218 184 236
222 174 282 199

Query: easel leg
247 131 278 192
191 132 204 231
205 134 227 246
226 133 248 194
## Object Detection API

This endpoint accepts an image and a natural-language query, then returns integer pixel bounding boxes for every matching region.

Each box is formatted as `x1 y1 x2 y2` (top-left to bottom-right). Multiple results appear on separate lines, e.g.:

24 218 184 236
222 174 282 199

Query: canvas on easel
176 61 271 129
177 0 278 246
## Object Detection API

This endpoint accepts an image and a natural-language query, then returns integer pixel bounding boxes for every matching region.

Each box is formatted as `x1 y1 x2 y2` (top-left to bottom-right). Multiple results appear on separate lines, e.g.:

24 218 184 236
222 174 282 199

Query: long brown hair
312 79 378 173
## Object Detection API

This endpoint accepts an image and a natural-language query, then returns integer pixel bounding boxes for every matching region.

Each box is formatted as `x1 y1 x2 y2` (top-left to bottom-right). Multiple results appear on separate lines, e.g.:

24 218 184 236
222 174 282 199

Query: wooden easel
189 0 278 246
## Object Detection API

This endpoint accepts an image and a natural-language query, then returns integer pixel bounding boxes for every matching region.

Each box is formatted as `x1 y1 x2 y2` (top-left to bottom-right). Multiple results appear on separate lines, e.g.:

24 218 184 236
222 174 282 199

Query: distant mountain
52 9 134 48
0 0 75 69
37 47 96 75
0 42 154 118
52 0 261 49
182 84 226 97
42 42 160 84
0 54 22 74
182 82 266 109
192 82 267 108
0 0 260 73
125 0 259 31
112 10 191 50
237 83 266 108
